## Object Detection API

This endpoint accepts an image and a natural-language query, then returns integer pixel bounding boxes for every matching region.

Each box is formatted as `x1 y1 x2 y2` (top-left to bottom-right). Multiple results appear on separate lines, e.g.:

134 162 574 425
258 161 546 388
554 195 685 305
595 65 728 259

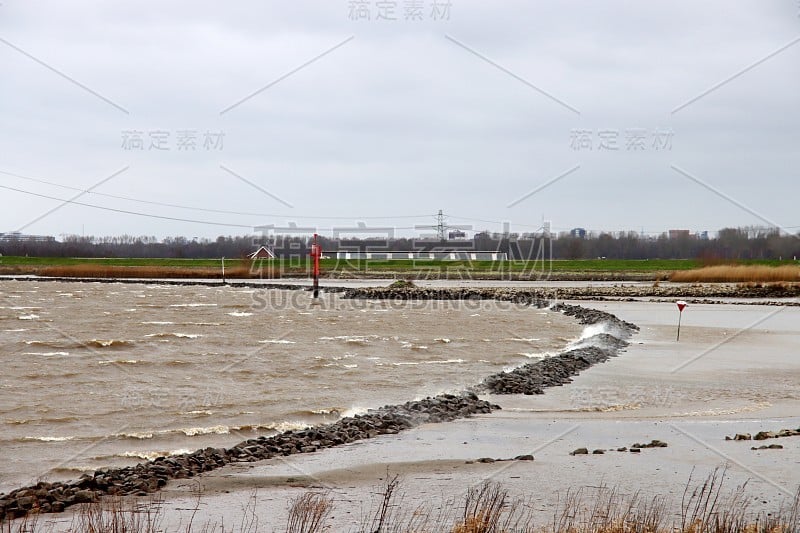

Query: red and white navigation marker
676 300 688 341
310 233 321 299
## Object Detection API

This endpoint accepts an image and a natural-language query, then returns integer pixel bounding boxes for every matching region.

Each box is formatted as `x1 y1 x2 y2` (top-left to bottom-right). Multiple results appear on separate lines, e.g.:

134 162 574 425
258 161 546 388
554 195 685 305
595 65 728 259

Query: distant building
248 246 276 259
448 230 466 239
0 232 55 243
570 228 587 239
335 251 507 261
668 229 691 239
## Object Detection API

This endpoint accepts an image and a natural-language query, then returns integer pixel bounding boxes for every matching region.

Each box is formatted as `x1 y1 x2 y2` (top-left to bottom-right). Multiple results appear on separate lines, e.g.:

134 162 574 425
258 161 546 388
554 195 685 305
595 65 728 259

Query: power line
0 183 253 228
0 183 426 231
0 170 433 221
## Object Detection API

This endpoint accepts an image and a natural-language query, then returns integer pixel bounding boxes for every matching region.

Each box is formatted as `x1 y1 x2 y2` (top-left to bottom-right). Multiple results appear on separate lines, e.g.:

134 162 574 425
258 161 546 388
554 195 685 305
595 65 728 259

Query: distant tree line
0 227 797 261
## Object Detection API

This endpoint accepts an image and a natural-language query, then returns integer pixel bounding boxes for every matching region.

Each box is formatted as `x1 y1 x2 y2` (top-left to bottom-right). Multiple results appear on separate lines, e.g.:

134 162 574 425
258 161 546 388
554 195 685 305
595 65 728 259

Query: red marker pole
676 301 687 341
311 234 321 299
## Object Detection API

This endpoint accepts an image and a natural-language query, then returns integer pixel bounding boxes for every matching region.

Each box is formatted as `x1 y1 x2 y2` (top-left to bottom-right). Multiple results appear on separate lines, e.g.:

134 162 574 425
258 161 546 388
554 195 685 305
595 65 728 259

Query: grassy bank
0 256 796 280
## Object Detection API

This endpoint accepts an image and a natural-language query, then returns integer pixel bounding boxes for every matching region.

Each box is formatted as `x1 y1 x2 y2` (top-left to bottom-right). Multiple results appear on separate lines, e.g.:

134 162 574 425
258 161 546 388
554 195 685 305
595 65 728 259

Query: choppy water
0 280 580 493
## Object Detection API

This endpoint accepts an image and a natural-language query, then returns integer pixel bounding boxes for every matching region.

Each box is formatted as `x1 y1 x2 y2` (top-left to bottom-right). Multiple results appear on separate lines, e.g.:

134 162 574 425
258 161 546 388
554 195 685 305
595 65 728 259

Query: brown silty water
0 280 581 493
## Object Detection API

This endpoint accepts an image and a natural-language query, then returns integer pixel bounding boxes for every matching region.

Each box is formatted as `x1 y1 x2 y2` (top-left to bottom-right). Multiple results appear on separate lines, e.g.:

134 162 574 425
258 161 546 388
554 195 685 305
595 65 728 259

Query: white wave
319 335 372 344
227 311 253 317
119 448 192 461
518 352 551 359
98 359 140 365
145 332 202 339
506 337 541 343
340 406 369 418
400 341 428 350
562 323 620 351
116 431 154 440
259 339 295 344
178 425 230 436
169 303 217 307
342 364 358 369
10 306 41 310
24 435 74 442
141 321 175 325
179 410 213 416
577 323 611 341
87 339 134 347
392 359 464 366
434 338 452 343
4 328 28 332
23 351 70 357
310 408 340 415
234 421 310 433
18 314 39 320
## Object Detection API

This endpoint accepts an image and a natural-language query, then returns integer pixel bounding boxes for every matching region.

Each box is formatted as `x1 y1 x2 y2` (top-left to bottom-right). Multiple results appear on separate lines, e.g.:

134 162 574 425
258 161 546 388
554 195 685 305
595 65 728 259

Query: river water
0 280 581 494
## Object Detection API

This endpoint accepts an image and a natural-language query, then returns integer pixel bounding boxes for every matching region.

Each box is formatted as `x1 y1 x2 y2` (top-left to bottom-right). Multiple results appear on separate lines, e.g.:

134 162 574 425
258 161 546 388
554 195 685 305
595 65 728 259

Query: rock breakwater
0 393 496 520
479 303 638 395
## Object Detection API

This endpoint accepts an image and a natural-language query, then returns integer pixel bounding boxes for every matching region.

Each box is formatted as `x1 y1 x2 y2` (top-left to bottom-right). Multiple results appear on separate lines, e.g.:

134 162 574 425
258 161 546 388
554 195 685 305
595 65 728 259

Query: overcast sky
1 1 798 240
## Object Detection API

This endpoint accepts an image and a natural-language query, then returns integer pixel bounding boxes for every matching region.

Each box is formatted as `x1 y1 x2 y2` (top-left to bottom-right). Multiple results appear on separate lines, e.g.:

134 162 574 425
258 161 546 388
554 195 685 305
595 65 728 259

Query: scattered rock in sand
751 444 784 450
571 448 589 455
755 428 800 441
631 440 667 449
754 431 778 440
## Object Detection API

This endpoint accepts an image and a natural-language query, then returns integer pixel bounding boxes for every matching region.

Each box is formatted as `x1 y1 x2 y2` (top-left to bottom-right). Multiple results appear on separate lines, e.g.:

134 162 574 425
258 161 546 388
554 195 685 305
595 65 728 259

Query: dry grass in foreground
2 469 798 533
28 265 279 279
669 265 800 283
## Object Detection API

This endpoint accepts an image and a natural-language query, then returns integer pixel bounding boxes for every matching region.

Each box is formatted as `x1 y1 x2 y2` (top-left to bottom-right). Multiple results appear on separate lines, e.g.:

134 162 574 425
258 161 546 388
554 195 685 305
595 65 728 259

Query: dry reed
32 265 280 279
670 265 800 283
2 471 798 532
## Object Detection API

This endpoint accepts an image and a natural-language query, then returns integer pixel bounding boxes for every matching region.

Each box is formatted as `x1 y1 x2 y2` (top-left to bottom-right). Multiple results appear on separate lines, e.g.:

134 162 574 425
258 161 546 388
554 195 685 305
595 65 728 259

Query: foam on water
118 449 192 461
517 352 550 359
86 339 135 348
23 436 74 442
145 332 202 339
